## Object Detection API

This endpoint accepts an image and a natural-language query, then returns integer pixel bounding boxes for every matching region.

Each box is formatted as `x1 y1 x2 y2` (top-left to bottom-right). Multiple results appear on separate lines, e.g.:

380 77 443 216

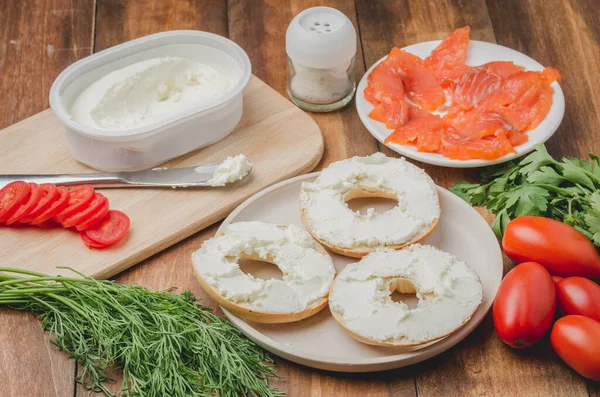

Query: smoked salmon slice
384 106 446 146
424 26 471 88
384 47 446 111
442 131 516 160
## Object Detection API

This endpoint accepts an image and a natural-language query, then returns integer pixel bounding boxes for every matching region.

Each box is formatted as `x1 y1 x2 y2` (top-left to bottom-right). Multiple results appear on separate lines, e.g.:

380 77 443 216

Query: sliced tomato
80 232 110 249
0 181 31 223
19 184 59 224
53 185 95 223
84 210 130 246
61 193 106 229
30 186 70 225
75 200 109 231
5 183 42 225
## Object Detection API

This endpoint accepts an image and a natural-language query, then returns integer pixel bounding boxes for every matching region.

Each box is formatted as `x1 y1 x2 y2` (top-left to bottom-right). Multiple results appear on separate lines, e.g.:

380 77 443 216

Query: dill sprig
0 267 282 397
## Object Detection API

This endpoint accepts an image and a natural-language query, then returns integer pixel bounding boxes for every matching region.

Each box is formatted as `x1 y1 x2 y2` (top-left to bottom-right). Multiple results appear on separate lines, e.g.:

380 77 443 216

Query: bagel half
192 223 335 324
300 153 441 258
328 245 483 347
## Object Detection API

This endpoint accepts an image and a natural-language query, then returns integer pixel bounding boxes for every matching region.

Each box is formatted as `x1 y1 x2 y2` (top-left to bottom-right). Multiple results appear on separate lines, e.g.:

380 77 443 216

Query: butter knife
0 161 252 189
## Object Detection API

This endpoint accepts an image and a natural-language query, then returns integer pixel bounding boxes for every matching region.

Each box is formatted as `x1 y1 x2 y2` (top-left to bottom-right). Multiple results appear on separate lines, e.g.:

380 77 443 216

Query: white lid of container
285 6 357 70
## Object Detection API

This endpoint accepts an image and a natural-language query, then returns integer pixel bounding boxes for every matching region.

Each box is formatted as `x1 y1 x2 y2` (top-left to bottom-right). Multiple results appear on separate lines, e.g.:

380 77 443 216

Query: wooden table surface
1 0 599 396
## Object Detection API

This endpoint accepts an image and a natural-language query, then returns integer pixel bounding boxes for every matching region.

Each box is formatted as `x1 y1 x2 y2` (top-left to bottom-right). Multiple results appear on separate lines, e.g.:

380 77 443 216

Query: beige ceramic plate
217 172 502 372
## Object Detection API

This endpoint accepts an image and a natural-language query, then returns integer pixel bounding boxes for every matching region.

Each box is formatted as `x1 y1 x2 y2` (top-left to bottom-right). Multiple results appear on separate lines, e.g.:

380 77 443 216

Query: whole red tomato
556 277 600 322
551 315 600 381
493 262 556 348
502 216 600 277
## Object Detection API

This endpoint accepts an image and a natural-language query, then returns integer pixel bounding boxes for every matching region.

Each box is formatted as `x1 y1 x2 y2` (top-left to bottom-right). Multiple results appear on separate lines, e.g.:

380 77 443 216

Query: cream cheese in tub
50 31 252 171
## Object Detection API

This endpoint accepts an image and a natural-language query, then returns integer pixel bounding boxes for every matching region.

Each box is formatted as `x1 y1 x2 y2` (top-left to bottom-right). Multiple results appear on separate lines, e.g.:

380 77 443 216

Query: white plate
356 40 565 168
217 172 503 372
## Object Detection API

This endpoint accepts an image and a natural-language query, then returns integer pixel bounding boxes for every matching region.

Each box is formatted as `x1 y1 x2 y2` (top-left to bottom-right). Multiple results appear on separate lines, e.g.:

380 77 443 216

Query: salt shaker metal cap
285 7 357 112
286 6 357 69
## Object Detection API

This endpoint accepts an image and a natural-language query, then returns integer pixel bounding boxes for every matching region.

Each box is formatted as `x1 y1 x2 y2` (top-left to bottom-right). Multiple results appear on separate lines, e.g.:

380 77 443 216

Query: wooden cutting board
0 75 323 279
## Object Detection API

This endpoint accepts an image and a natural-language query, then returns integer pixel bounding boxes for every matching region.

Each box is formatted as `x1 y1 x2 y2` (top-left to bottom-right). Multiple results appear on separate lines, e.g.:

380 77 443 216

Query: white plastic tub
49 31 252 171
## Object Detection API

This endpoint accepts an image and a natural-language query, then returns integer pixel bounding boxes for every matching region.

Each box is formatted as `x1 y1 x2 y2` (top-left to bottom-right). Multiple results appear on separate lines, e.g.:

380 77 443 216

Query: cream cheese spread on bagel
192 221 335 323
329 244 483 346
300 153 440 257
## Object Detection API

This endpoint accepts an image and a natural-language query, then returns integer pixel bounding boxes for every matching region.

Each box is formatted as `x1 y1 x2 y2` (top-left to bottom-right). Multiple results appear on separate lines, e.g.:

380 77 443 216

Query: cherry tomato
84 210 130 246
556 277 600 322
53 185 95 223
61 194 107 229
75 200 109 231
502 216 600 277
80 232 110 249
30 187 70 225
551 315 600 381
19 184 59 223
5 183 42 225
0 181 31 223
493 262 556 348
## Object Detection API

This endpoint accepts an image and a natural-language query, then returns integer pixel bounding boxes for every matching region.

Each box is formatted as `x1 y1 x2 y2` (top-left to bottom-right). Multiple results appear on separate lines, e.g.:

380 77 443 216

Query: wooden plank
355 0 590 396
0 0 95 395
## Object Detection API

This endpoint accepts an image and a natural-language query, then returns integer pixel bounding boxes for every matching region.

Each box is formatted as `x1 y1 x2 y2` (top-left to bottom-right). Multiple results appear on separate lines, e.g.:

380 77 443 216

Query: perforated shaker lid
286 6 357 69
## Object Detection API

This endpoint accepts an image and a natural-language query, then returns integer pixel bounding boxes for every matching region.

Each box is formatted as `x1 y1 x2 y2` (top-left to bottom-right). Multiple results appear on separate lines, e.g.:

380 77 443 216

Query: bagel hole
346 197 398 215
238 259 283 281
389 278 419 309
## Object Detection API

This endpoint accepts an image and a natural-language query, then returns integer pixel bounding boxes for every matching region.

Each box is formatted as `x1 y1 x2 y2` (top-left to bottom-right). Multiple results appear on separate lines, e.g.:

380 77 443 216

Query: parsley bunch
451 144 600 245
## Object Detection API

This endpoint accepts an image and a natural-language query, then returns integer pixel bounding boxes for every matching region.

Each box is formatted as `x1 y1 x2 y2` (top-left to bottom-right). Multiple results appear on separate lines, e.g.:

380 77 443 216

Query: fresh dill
0 267 283 397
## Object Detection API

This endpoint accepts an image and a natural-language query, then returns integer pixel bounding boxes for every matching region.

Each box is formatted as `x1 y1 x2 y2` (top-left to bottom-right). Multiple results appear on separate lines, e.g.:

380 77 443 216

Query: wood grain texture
1 0 600 395
0 76 324 279
0 0 93 395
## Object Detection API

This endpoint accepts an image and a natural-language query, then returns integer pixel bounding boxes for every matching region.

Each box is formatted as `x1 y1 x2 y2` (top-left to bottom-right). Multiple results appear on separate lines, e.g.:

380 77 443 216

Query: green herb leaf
589 153 600 167
526 166 565 185
478 161 519 183
517 144 556 176
491 209 511 239
584 191 600 245
449 181 488 206
561 159 596 190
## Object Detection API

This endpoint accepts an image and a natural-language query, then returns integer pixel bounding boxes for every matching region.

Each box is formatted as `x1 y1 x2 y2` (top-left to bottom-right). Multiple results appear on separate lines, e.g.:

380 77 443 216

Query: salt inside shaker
285 6 357 112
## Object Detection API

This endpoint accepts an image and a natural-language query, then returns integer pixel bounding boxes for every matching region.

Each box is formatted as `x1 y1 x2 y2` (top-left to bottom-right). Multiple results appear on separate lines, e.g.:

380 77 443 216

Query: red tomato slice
5 183 42 225
80 232 110 249
53 185 95 223
61 194 106 229
75 200 110 231
30 187 70 225
0 181 31 223
84 210 130 246
19 184 59 224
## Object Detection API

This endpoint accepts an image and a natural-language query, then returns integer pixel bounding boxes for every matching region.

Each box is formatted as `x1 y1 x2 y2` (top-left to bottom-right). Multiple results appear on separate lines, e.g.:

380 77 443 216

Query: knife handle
0 173 128 189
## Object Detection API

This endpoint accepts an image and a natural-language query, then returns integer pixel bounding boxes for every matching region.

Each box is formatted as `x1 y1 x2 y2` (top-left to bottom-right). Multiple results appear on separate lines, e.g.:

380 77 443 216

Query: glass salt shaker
285 6 357 113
